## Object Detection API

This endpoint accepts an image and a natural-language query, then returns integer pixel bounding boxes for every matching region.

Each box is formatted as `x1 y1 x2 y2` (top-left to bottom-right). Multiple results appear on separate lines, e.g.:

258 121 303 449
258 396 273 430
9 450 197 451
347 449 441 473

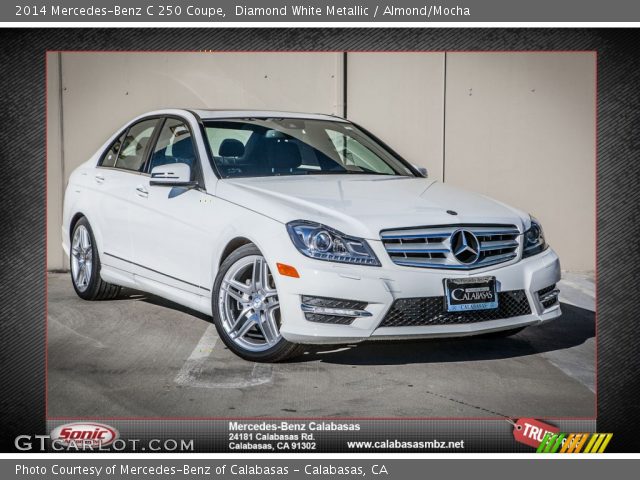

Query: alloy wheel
71 224 93 292
218 255 282 352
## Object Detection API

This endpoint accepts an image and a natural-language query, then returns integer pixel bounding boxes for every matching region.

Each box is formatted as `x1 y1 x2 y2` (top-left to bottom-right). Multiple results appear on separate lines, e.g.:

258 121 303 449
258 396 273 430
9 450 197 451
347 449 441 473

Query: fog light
537 284 560 309
300 296 371 325
301 304 372 317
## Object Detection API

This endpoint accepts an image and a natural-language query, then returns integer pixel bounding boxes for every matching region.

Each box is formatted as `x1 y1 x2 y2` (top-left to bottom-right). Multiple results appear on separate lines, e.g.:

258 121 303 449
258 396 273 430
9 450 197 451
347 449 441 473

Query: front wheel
212 244 304 362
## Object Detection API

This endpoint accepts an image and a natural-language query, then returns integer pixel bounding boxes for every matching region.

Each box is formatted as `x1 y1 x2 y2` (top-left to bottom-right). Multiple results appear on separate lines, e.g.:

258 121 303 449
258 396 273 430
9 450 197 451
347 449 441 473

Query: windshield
203 118 417 178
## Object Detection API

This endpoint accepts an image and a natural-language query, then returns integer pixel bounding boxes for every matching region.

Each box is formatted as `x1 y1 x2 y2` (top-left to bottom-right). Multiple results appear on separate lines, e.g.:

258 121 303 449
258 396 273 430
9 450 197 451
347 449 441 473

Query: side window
206 127 252 157
113 119 159 172
100 131 126 168
149 118 197 179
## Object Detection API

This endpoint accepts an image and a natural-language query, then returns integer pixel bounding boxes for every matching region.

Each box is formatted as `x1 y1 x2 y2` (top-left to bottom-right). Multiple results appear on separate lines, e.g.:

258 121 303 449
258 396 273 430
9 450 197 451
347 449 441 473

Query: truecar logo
536 432 613 454
511 418 612 453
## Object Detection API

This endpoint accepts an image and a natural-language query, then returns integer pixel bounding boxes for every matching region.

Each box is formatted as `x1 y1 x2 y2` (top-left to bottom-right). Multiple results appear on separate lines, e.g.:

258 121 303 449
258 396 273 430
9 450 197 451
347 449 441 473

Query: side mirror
150 163 196 187
413 164 428 178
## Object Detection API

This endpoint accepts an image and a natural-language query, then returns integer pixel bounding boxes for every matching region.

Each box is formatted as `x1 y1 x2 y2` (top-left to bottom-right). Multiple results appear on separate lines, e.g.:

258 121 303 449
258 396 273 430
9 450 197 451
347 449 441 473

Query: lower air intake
379 290 531 328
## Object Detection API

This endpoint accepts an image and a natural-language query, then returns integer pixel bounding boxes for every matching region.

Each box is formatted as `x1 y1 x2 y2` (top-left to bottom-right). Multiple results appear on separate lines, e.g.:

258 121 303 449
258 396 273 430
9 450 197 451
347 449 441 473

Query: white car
62 109 561 362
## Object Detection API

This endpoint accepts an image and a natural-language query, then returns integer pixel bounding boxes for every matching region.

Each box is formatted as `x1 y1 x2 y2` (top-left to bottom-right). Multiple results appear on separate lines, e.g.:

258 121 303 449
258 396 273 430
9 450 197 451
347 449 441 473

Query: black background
0 28 638 452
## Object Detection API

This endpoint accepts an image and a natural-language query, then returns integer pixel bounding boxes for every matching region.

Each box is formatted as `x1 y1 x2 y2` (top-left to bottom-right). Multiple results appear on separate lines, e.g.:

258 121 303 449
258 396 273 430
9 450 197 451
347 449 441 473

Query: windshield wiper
303 170 393 176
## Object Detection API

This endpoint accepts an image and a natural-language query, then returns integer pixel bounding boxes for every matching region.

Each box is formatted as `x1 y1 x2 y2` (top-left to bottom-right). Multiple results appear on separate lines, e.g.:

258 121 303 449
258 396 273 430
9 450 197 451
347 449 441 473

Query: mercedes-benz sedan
62 109 561 361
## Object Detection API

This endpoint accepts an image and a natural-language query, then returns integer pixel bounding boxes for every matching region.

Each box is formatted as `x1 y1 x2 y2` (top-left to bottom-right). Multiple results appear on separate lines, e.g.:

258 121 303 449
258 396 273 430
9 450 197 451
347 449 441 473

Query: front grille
380 224 520 270
301 296 368 325
378 290 531 327
537 284 559 309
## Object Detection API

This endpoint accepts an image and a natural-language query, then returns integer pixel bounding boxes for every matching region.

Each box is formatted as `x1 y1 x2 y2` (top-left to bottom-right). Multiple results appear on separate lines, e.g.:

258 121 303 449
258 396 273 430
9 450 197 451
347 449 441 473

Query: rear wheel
212 244 304 362
70 217 121 300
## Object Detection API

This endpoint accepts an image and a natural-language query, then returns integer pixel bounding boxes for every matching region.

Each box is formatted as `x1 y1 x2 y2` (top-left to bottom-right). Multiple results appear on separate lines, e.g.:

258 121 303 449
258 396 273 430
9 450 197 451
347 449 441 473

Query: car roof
189 109 348 122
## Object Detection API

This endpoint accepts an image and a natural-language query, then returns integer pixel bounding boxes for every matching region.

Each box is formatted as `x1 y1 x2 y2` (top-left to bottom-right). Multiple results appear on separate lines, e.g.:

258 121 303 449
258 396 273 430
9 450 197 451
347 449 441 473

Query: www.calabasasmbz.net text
347 439 465 450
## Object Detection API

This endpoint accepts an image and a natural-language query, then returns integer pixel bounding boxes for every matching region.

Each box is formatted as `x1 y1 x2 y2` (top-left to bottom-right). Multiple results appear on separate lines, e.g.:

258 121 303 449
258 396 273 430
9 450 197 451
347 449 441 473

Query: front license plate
444 277 498 312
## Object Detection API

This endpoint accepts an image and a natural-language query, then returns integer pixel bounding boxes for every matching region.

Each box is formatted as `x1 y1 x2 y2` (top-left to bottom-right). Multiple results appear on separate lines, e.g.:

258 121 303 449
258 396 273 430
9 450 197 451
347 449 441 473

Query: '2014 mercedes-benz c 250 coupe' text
63 109 561 362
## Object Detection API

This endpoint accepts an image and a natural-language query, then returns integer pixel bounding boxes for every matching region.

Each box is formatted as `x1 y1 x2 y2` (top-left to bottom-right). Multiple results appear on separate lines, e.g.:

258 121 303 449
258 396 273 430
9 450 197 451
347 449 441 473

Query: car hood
216 175 530 240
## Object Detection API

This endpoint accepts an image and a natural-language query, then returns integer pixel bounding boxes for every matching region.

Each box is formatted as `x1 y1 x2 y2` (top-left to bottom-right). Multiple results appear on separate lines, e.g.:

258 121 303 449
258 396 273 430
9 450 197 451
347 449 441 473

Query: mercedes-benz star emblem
450 229 480 264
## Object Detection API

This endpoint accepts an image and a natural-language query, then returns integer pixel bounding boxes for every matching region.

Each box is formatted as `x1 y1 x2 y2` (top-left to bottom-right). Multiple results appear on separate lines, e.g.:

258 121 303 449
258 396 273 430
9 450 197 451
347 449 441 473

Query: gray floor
47 272 595 418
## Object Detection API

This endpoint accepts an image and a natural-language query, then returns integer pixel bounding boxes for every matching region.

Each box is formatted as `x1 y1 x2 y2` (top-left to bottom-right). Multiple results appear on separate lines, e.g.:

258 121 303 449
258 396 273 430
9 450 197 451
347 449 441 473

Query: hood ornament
450 229 481 264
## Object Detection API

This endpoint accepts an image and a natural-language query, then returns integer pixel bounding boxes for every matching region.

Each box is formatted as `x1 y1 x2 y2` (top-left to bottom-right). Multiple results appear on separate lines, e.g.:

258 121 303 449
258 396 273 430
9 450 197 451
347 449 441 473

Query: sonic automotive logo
50 422 118 448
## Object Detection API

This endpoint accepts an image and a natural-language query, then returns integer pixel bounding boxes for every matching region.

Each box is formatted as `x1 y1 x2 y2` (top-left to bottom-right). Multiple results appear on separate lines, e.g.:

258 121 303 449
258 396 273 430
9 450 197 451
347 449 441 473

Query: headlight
286 220 381 266
523 216 548 258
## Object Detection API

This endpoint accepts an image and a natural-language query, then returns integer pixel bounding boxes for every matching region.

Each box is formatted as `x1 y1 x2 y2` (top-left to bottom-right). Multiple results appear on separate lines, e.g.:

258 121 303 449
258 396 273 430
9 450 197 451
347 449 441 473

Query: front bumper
272 243 561 345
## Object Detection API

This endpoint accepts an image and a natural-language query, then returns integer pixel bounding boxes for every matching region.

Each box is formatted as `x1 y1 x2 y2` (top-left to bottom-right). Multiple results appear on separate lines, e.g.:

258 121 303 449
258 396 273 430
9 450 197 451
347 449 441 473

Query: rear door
93 117 161 275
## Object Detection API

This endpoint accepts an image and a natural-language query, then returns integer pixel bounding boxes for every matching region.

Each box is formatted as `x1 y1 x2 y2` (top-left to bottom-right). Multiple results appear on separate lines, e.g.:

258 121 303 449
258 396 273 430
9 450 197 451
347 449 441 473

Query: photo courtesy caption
15 464 233 476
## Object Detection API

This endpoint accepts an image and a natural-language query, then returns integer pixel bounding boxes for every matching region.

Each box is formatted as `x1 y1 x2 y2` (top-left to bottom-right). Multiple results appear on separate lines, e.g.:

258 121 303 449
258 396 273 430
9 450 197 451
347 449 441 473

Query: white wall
444 53 595 271
47 53 65 271
346 53 445 181
47 52 595 272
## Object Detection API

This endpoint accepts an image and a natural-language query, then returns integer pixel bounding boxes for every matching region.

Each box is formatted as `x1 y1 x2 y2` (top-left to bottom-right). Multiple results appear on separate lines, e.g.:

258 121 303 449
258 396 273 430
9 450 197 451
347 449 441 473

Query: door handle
135 185 149 198
94 174 105 184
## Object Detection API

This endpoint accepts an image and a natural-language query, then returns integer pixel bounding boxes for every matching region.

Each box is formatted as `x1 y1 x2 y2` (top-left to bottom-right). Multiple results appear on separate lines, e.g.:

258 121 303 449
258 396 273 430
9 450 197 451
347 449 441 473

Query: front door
128 117 211 297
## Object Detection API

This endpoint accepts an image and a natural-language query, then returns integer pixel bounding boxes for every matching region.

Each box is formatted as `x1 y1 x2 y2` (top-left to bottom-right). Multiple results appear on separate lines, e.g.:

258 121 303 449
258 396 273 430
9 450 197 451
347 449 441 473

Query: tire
212 244 304 362
70 217 121 301
481 326 527 338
